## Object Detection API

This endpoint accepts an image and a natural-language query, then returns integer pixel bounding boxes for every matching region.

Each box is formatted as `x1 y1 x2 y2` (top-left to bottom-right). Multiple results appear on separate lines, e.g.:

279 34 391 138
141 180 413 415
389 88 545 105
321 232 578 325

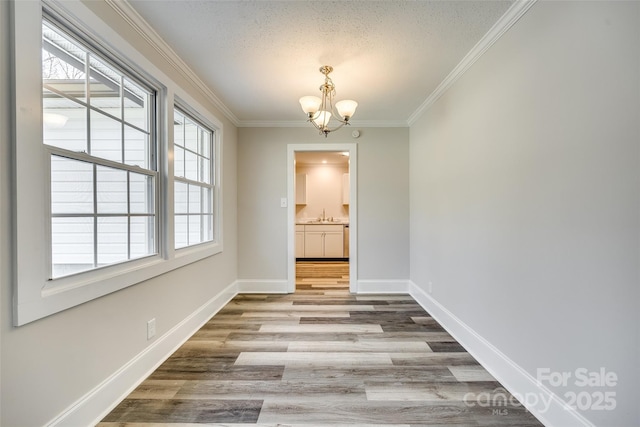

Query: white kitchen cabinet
323 230 344 257
302 224 343 258
296 173 307 205
295 225 305 258
303 229 324 257
342 173 350 205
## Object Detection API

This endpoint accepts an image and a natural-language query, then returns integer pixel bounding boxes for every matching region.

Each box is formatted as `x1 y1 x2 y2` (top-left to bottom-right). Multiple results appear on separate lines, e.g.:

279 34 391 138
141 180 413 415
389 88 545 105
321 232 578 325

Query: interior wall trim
409 281 596 427
103 0 240 126
236 280 289 294
45 275 596 426
45 281 238 427
356 279 411 294
407 0 538 125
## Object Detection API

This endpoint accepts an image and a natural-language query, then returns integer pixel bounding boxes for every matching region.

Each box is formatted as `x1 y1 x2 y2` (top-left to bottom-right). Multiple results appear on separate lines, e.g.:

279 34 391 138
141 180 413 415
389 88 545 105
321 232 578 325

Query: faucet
321 208 326 221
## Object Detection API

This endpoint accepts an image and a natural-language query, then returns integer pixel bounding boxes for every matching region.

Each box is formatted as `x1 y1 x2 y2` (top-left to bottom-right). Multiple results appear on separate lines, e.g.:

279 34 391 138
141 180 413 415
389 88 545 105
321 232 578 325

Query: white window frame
173 104 218 250
43 18 159 280
10 1 223 326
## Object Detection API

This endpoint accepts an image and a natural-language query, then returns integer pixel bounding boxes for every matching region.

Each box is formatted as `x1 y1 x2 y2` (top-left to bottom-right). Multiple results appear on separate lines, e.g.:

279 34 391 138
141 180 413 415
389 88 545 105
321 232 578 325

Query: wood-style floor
99 261 543 426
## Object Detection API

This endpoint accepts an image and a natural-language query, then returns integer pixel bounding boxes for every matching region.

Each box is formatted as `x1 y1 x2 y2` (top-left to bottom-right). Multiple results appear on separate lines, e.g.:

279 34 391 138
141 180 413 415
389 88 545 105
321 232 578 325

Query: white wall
409 2 639 426
1 1 238 425
296 162 349 222
238 127 409 281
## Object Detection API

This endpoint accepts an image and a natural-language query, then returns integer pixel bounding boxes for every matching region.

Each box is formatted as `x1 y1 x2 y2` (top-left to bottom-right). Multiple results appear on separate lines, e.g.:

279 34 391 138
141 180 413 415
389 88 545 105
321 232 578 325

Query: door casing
287 143 357 293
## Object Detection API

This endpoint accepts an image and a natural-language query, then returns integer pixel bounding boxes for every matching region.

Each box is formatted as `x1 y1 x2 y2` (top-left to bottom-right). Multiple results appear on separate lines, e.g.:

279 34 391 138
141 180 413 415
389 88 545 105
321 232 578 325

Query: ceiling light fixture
43 112 69 129
299 65 357 138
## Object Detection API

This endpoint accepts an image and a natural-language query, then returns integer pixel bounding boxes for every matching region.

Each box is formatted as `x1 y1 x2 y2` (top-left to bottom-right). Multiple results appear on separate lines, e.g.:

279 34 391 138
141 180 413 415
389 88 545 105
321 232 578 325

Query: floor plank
99 261 543 426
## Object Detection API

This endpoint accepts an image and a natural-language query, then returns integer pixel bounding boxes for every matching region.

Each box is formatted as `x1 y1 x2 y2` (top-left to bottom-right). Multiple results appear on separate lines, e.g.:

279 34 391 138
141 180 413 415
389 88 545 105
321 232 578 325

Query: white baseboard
356 279 411 293
47 281 238 427
236 279 289 294
409 281 594 427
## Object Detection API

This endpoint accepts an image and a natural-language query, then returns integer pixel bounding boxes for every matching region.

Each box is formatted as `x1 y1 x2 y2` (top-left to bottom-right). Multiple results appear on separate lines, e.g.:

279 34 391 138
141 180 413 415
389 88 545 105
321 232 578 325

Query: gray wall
238 127 410 282
0 2 238 425
409 2 639 426
0 0 8 422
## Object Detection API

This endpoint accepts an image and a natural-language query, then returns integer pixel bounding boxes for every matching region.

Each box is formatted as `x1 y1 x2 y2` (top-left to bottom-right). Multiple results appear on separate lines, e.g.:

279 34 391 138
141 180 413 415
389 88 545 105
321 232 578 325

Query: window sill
15 241 223 326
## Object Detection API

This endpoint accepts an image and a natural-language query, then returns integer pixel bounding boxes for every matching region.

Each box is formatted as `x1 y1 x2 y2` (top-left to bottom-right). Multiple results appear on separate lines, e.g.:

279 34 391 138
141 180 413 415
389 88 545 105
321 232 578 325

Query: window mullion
127 170 131 260
200 187 205 242
92 163 98 268
47 145 157 176
85 51 91 155
120 75 125 164
186 183 190 246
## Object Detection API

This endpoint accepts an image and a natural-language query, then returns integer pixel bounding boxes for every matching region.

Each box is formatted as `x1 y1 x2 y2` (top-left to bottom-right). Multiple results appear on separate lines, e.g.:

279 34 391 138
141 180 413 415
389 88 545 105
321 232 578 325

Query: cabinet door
304 231 324 257
342 173 350 205
295 231 305 258
296 173 307 205
324 231 344 257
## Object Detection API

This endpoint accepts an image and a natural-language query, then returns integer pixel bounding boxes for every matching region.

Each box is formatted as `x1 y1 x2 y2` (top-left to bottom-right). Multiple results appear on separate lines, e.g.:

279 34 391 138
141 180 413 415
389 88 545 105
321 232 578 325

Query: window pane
130 172 155 214
184 117 198 152
199 157 210 184
96 166 127 214
202 187 213 214
42 23 87 103
174 111 185 148
174 146 185 178
199 129 210 158
189 184 201 214
203 214 213 241
97 217 127 266
51 216 94 278
188 215 202 245
51 156 94 214
175 215 188 249
91 110 122 163
123 77 149 131
185 150 198 181
88 55 122 120
131 216 155 258
43 96 87 152
124 125 150 168
174 181 188 214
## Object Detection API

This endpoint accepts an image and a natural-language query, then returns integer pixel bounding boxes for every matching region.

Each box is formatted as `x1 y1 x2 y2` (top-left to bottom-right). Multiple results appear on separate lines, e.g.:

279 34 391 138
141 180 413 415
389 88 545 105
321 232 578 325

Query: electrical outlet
280 197 288 208
428 282 433 294
147 318 156 340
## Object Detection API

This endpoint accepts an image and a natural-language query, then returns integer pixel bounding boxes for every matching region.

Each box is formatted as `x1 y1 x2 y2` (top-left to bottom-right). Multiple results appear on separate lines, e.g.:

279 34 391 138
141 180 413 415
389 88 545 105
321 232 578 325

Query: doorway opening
287 143 357 294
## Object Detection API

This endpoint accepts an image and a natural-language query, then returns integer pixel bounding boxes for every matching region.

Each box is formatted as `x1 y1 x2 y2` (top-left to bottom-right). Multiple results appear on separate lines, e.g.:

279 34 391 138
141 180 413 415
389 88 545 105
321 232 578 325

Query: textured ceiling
126 0 514 126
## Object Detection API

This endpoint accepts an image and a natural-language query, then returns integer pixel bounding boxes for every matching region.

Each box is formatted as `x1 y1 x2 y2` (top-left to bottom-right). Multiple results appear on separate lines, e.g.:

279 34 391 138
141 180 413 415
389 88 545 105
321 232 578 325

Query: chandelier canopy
299 65 358 137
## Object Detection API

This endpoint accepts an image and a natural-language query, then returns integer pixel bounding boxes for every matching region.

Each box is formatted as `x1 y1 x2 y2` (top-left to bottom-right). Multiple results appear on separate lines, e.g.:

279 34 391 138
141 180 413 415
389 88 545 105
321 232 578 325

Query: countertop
296 221 349 225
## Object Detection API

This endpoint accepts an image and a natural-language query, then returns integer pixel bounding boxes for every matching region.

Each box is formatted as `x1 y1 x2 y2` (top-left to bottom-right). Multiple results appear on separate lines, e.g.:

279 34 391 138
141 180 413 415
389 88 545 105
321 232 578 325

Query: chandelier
299 65 358 137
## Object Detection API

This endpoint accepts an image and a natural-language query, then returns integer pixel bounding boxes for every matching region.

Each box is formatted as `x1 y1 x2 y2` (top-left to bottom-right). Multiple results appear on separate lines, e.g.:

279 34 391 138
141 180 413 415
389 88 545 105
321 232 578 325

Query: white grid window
11 3 224 325
173 109 215 249
43 20 157 278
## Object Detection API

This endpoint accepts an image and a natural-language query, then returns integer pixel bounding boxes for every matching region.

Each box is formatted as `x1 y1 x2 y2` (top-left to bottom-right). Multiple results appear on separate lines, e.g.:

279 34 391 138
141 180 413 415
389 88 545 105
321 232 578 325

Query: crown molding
407 0 537 126
103 0 240 127
104 0 535 130
237 119 409 128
